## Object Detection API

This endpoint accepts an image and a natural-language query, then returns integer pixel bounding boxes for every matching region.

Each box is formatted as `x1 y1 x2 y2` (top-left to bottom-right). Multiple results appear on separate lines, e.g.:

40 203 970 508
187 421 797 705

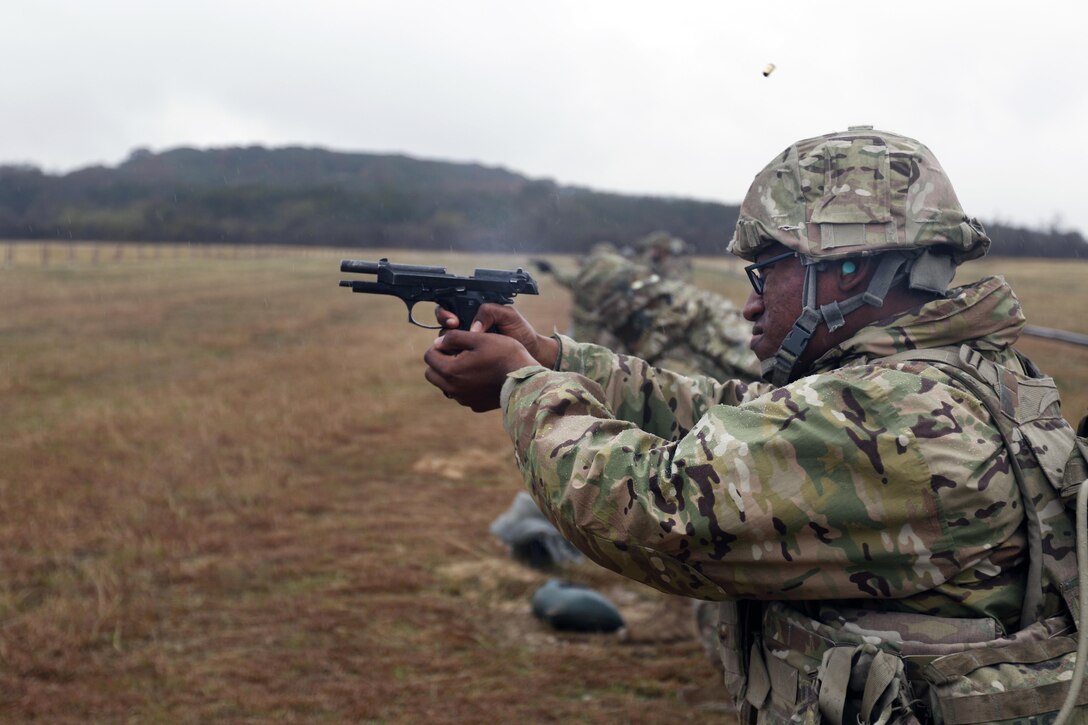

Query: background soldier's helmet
631 231 693 282
728 126 990 269
633 231 691 258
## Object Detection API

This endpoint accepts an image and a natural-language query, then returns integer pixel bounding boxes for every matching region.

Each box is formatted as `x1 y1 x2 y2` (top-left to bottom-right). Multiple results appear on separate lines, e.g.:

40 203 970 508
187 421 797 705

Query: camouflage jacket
501 276 1032 631
569 249 759 382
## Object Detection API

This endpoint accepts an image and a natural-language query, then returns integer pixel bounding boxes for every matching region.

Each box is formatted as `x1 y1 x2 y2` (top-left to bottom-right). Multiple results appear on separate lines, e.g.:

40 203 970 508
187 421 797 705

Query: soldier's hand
531 258 554 274
435 303 558 369
424 330 538 412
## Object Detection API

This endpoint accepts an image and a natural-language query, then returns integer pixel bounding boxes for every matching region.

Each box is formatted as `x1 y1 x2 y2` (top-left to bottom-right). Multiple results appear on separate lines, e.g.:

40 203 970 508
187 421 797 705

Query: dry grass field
0 244 735 724
2 242 1086 723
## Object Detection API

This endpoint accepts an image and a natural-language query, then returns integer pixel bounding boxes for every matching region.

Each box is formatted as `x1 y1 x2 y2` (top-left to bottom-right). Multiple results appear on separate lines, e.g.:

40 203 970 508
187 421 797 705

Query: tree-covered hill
0 145 1084 258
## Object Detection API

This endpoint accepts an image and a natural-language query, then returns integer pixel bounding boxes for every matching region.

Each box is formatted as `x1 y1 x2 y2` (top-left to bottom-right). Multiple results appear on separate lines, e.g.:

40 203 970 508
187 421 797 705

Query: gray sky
4 0 1087 235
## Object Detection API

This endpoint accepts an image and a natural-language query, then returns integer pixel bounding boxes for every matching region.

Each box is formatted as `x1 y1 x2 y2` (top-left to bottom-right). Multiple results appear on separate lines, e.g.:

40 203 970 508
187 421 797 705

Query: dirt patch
411 447 512 481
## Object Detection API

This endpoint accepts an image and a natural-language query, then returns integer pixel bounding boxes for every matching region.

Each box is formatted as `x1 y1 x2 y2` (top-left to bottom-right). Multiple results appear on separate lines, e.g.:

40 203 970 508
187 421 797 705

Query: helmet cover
728 126 990 264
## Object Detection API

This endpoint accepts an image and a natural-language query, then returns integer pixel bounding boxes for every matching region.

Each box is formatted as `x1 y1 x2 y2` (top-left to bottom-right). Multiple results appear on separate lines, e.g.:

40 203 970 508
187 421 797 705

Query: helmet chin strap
762 253 909 386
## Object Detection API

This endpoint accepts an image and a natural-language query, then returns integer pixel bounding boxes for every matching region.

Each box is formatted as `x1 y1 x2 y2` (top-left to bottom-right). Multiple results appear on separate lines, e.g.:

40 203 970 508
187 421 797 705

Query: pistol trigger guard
406 302 442 330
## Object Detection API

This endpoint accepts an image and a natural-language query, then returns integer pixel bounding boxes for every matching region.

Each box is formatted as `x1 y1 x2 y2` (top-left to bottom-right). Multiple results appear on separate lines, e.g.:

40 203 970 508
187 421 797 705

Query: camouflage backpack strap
880 345 1088 724
877 344 1080 629
716 599 765 712
1065 414 1088 503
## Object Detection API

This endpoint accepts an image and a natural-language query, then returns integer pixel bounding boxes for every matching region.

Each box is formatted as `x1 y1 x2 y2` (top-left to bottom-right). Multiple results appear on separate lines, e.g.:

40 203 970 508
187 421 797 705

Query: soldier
424 127 1088 722
536 241 759 665
533 243 629 350
545 245 759 382
631 230 695 282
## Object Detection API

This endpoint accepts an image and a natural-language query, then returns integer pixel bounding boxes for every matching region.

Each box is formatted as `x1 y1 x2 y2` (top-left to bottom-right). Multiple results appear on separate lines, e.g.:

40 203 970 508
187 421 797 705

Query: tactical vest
716 344 1088 724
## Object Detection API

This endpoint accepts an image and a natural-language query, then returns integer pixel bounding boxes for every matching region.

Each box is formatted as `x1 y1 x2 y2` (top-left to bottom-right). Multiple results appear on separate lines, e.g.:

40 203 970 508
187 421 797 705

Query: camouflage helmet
634 230 691 257
728 126 990 264
729 128 991 387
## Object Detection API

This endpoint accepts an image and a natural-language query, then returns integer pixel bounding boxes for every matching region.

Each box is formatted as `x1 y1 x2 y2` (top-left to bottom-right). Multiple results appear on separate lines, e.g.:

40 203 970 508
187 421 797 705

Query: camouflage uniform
501 275 1027 620
567 247 759 383
500 275 1083 722
535 244 616 292
563 243 759 667
631 230 694 282
495 128 1087 722
537 242 759 663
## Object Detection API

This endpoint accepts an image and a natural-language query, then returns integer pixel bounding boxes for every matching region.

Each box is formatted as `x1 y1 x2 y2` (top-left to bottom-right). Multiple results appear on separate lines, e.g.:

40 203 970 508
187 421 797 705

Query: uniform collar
807 276 1026 374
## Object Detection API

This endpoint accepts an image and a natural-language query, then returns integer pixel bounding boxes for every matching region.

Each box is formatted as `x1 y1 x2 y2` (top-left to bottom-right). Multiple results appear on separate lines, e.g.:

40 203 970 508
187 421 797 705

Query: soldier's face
741 244 806 363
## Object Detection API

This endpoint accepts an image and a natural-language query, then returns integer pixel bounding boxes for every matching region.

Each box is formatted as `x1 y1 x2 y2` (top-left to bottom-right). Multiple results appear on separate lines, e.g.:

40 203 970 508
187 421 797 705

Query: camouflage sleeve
550 334 769 439
552 268 577 289
500 361 1024 610
601 280 760 382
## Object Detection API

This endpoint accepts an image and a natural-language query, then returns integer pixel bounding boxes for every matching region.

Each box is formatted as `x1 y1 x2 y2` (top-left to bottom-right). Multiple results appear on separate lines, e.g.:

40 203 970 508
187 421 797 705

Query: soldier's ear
837 257 871 292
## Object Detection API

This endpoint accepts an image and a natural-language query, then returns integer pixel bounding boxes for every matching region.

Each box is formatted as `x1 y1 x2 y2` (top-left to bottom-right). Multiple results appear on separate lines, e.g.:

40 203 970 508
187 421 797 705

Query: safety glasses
744 251 797 295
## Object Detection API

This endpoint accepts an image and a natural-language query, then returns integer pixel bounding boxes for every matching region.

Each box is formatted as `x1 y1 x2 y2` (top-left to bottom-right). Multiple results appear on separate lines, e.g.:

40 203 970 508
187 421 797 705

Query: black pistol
339 258 539 330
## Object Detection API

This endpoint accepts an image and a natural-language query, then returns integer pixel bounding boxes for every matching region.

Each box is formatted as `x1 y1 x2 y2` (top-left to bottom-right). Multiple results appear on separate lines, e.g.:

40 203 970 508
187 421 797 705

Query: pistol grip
452 298 482 331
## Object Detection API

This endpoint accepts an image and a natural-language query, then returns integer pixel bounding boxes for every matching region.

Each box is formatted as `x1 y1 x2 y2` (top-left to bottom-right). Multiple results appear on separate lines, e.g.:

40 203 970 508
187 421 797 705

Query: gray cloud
3 0 1086 233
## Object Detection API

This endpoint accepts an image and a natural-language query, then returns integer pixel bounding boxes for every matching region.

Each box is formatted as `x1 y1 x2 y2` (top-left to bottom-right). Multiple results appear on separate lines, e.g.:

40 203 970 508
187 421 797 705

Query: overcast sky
4 1 1087 236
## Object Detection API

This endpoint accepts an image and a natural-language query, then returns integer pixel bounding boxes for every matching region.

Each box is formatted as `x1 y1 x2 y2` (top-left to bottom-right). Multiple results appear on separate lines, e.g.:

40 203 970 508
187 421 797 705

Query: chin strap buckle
781 308 821 358
767 307 822 386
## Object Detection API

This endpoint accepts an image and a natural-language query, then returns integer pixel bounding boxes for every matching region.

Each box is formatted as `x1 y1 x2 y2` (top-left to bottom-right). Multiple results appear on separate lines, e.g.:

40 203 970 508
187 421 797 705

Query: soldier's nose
742 290 764 322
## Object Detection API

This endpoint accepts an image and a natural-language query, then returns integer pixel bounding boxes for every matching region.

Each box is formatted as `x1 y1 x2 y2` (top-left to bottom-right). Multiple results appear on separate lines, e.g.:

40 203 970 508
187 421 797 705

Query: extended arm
501 364 1025 615
427 303 766 437
549 334 767 439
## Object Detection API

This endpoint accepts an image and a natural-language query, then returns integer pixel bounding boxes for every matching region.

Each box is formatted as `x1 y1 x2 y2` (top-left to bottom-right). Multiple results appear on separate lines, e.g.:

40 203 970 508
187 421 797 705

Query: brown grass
0 246 734 723
1 244 1084 722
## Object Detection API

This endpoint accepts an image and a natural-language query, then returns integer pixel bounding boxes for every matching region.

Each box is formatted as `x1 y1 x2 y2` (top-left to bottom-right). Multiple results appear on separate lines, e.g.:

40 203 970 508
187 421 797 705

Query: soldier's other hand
434 303 558 369
472 303 560 369
531 258 554 274
424 330 537 412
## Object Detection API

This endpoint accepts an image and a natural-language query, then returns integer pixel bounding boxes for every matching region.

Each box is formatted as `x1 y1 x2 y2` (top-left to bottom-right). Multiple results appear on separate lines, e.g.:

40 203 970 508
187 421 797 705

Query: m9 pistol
339 258 539 330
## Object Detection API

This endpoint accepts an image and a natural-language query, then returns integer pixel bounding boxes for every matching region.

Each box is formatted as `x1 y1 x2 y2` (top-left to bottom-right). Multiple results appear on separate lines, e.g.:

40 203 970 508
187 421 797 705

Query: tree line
0 145 1084 258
